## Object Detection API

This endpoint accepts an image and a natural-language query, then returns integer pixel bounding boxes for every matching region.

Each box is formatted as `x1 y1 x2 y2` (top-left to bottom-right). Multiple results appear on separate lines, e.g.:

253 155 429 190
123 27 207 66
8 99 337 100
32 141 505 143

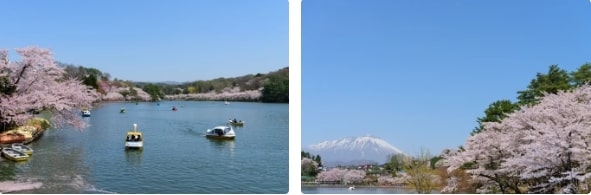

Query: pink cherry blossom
0 47 99 129
445 85 591 193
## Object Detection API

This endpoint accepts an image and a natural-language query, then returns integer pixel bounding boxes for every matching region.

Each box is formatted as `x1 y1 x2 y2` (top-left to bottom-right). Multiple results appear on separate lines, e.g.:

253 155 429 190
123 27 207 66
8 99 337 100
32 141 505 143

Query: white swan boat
205 126 236 140
82 109 91 117
125 124 143 149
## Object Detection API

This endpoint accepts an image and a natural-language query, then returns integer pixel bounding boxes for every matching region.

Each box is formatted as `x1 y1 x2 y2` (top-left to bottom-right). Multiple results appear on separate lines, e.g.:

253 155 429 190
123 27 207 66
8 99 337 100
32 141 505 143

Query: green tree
82 74 98 89
302 157 319 177
314 155 323 167
261 76 289 103
385 154 406 177
571 62 591 87
301 151 310 159
142 84 164 101
471 100 520 135
517 65 571 106
119 90 130 99
429 156 443 169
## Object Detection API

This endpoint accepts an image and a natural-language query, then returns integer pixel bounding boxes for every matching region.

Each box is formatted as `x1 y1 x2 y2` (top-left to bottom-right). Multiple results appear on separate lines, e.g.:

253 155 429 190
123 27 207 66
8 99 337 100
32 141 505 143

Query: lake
0 101 288 193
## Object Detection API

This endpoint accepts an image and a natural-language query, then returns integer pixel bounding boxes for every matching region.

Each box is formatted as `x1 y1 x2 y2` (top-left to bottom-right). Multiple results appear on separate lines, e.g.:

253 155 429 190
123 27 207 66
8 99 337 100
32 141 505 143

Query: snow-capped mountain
304 135 405 167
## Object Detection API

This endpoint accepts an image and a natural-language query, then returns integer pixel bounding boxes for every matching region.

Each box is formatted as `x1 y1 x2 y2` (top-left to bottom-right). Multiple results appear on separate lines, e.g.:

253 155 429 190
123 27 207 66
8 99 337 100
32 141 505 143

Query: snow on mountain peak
305 135 405 166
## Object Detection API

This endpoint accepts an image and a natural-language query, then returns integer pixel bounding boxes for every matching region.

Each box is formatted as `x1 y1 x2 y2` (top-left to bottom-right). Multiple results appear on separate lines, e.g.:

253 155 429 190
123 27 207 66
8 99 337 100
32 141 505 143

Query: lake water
0 101 288 193
301 186 418 194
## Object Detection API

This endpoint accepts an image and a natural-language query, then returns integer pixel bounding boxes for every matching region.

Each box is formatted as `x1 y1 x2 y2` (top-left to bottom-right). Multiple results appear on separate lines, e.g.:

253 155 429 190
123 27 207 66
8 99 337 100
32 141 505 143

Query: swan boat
125 124 143 149
205 126 236 140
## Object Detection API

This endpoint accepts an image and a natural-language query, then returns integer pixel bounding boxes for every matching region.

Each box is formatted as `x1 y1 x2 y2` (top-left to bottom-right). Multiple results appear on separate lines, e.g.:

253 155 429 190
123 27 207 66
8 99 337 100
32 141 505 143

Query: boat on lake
205 126 236 140
82 109 91 117
228 119 245 126
172 106 177 111
11 143 33 155
1 147 29 161
224 101 230 105
125 124 143 150
0 133 26 144
120 108 126 113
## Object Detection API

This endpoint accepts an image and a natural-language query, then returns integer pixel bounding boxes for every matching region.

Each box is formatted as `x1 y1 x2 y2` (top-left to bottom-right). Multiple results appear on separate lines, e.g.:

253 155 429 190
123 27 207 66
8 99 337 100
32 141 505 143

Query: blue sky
1 0 287 82
302 0 591 156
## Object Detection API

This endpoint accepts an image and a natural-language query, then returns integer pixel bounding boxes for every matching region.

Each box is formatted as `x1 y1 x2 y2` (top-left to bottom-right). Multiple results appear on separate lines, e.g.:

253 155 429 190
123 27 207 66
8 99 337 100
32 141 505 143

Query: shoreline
301 184 408 189
98 99 288 104
0 118 48 145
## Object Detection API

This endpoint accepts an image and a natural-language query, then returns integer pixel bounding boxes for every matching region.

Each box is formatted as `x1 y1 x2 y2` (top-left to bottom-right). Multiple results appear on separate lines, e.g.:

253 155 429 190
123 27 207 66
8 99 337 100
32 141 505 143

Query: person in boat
233 118 237 123
136 135 141 141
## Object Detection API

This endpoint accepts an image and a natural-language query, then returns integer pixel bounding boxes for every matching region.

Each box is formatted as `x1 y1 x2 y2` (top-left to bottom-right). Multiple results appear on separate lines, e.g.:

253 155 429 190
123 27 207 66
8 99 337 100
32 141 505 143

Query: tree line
58 61 288 103
472 63 591 135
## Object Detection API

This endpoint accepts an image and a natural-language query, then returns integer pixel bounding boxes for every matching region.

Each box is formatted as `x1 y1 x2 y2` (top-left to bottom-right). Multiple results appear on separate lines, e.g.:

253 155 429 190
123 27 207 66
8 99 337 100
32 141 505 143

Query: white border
288 0 302 194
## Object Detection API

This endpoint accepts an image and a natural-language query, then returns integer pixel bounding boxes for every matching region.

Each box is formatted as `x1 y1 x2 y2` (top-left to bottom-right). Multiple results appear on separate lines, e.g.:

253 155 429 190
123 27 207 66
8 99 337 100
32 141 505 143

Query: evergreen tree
517 65 571 106
471 100 520 135
261 76 288 103
571 62 591 87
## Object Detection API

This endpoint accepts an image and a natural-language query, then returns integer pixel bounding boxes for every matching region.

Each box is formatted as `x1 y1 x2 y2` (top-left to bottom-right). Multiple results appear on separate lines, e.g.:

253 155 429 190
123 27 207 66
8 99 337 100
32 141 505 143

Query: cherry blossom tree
316 168 347 184
445 85 591 193
343 169 366 184
0 47 99 129
301 157 319 177
315 168 366 185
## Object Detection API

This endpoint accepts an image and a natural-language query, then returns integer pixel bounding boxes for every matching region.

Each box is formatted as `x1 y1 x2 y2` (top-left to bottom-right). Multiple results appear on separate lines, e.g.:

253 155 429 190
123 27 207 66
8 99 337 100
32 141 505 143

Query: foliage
26 118 50 130
57 62 288 102
445 85 591 193
261 75 289 103
142 84 164 101
404 148 440 194
82 74 98 89
302 151 323 167
384 153 406 177
473 63 591 136
59 62 110 92
301 157 319 177
0 47 99 130
517 65 571 106
471 100 520 135
429 156 443 170
176 67 286 93
571 63 591 87
438 168 474 194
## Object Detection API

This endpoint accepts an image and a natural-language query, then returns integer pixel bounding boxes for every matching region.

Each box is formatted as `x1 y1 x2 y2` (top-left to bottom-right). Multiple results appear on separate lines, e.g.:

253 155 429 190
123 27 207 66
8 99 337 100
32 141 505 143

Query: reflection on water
125 150 142 168
0 159 18 180
206 138 235 159
0 101 288 193
2 139 95 194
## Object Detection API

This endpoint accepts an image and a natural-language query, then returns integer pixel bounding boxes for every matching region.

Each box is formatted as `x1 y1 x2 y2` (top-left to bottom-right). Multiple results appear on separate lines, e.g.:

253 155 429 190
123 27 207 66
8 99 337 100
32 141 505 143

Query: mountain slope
304 135 405 167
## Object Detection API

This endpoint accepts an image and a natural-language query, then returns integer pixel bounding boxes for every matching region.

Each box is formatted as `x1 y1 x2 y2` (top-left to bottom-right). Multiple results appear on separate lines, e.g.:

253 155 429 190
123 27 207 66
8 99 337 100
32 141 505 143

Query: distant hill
139 67 288 102
304 135 405 167
56 61 288 103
